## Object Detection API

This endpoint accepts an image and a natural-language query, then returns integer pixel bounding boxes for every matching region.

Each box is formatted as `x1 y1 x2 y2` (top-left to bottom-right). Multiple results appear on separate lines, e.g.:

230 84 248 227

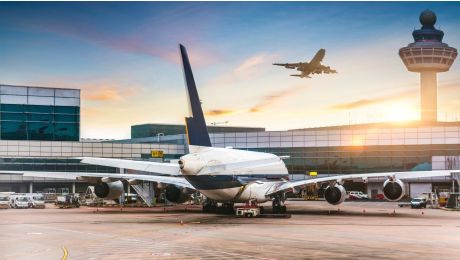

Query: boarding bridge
131 181 155 207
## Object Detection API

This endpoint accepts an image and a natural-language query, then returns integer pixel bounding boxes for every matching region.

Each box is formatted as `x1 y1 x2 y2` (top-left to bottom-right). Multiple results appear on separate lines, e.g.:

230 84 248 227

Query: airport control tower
399 10 457 122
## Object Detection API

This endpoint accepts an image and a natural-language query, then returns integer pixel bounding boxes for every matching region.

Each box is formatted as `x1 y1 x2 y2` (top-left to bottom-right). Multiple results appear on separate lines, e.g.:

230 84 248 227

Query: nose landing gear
272 195 286 214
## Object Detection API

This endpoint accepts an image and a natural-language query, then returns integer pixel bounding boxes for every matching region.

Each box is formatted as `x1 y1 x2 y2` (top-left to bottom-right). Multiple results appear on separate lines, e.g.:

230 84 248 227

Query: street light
156 133 164 143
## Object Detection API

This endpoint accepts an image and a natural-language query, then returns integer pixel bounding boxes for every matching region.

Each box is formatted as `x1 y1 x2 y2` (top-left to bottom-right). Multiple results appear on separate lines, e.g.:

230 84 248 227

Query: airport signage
151 150 164 158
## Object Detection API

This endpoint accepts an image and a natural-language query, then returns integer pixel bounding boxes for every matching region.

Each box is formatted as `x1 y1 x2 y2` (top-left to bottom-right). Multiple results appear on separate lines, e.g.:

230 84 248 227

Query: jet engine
383 178 405 201
324 184 346 205
178 157 206 175
94 180 124 200
165 185 192 203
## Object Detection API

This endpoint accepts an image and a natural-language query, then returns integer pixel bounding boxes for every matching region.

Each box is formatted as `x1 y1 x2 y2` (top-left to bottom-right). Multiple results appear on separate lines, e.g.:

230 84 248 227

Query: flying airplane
273 49 337 78
2 45 456 214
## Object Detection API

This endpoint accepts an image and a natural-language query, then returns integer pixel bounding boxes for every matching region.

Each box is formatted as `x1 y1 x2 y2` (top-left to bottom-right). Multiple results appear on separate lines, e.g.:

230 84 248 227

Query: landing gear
272 195 286 214
217 203 235 214
202 199 217 213
202 200 235 214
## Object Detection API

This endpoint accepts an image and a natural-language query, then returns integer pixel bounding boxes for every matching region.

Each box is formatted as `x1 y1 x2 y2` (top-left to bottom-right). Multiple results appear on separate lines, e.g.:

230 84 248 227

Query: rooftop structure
399 10 458 122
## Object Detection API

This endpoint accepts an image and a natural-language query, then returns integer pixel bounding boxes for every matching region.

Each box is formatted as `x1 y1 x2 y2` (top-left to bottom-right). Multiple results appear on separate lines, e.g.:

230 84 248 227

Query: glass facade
0 158 116 173
131 123 265 139
0 104 79 141
0 85 80 141
207 124 460 176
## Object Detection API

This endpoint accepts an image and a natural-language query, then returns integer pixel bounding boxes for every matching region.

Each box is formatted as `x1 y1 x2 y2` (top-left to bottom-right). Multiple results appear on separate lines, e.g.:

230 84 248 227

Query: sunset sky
1 2 459 139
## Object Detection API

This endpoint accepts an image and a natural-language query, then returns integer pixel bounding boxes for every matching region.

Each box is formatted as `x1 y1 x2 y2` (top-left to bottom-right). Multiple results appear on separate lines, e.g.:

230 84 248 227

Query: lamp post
156 133 164 143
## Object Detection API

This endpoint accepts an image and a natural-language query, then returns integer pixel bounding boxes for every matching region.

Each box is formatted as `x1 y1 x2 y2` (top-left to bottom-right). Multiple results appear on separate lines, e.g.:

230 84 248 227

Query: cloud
234 54 271 75
82 83 140 102
330 89 415 110
249 85 305 113
330 78 460 110
83 88 123 101
205 109 235 116
209 53 276 86
1 4 221 66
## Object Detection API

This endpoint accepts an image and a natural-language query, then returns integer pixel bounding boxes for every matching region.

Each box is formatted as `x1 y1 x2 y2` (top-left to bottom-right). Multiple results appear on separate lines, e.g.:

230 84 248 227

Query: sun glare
383 103 418 122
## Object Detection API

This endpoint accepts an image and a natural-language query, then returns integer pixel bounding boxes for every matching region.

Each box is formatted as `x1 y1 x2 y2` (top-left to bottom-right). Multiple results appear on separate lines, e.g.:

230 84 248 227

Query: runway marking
61 246 68 260
25 224 271 260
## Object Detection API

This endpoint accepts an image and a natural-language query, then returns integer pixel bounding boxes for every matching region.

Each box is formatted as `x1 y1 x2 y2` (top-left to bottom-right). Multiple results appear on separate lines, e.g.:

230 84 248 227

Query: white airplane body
273 49 337 78
2 44 457 213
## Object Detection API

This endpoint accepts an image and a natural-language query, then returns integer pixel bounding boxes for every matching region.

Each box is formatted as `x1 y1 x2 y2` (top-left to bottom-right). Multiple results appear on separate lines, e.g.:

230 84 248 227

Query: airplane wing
273 62 305 69
266 170 456 196
79 157 181 175
314 64 337 74
0 170 195 189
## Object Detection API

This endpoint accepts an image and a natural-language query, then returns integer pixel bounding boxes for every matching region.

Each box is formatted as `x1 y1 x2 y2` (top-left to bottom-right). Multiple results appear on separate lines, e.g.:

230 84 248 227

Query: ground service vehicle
0 195 10 209
56 194 80 209
28 194 46 208
10 195 30 209
348 191 368 200
411 198 427 208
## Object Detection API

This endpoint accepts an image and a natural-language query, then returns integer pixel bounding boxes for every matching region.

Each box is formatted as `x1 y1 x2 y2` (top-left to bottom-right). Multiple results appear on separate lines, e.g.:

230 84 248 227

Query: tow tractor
56 194 80 209
235 200 261 217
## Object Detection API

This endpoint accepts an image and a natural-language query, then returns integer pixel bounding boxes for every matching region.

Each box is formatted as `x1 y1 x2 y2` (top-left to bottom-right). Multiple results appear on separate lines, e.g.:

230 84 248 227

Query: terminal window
0 104 80 141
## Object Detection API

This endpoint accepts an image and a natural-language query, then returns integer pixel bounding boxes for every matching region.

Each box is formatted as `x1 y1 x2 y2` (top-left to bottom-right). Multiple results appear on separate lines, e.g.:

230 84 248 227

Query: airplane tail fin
179 44 212 148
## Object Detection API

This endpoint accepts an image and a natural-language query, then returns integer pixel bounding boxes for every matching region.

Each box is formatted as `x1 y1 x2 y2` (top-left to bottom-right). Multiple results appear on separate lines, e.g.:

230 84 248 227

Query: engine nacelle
383 178 405 201
178 157 206 175
165 185 192 203
94 180 124 200
324 184 346 205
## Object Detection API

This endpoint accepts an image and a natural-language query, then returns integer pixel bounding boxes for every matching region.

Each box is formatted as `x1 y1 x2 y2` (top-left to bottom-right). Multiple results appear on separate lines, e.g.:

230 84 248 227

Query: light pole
156 133 164 143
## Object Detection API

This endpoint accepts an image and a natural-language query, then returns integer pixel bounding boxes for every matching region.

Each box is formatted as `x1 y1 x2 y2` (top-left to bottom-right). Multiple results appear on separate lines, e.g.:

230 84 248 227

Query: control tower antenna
399 10 457 122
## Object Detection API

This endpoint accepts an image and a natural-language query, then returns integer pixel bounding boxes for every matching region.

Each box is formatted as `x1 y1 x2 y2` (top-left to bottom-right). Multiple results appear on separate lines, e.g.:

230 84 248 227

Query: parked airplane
273 49 337 78
2 45 456 214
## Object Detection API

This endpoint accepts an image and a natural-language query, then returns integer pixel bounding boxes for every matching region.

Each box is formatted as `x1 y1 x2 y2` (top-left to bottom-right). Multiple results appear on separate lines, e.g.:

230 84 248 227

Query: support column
72 182 76 194
420 71 438 122
29 182 33 193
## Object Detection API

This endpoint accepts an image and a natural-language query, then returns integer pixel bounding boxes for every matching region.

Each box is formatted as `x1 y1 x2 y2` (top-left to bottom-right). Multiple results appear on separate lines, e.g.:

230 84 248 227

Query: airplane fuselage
179 146 289 203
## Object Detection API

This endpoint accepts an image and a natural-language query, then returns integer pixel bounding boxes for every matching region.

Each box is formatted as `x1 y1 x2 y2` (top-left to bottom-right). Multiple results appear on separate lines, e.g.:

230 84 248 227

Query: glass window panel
28 122 54 140
1 112 27 121
1 121 27 140
55 123 79 141
54 106 79 114
28 113 53 122
0 104 25 112
54 114 79 122
27 105 53 113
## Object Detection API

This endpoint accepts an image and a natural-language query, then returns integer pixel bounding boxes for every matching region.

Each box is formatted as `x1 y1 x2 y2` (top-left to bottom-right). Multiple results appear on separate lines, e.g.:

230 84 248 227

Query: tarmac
1 201 459 260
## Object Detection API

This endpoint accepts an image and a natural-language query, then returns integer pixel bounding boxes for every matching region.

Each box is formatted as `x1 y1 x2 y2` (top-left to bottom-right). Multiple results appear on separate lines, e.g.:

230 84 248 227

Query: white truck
0 194 10 209
9 195 30 209
28 194 46 209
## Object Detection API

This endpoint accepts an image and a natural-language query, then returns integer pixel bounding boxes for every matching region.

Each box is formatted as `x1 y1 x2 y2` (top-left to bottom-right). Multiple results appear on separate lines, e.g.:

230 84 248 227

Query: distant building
0 84 80 141
131 123 265 139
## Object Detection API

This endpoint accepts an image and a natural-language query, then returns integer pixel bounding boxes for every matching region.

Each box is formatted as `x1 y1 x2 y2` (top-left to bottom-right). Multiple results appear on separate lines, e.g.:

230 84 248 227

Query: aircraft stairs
131 181 155 207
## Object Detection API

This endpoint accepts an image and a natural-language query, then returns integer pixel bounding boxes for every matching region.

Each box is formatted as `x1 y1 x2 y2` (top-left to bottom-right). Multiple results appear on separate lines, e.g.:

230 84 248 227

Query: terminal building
0 10 458 199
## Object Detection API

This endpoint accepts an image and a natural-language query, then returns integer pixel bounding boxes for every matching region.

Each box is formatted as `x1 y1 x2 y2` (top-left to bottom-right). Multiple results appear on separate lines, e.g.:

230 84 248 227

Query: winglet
179 44 212 147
